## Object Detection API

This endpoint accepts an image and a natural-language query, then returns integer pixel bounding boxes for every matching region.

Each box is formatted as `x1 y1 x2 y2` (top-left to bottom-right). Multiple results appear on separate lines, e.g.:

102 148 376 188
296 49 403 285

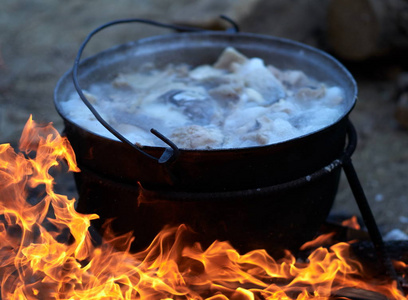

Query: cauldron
54 21 357 254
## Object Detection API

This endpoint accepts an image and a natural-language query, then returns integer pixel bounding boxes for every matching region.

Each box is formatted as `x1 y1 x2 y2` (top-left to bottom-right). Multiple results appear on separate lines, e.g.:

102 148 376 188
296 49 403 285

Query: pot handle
72 17 239 164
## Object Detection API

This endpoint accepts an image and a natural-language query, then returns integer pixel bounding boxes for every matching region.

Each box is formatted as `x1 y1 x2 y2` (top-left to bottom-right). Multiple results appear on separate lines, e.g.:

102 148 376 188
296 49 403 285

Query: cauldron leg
343 121 403 291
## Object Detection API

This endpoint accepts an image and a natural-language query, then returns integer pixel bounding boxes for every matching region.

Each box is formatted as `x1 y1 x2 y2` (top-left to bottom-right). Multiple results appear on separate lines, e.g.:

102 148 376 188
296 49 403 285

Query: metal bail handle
72 16 240 164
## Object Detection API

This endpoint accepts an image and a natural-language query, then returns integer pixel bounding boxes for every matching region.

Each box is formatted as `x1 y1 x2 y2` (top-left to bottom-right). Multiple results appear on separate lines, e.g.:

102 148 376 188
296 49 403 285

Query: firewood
396 92 408 129
332 287 388 300
328 0 408 60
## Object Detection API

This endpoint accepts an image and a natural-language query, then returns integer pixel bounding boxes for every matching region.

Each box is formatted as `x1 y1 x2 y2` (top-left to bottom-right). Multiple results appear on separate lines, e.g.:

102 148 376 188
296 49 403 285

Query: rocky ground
1 0 407 239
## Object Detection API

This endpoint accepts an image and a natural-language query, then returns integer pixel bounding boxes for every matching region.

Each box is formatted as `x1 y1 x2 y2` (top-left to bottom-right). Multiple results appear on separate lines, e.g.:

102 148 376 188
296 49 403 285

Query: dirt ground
1 1 407 238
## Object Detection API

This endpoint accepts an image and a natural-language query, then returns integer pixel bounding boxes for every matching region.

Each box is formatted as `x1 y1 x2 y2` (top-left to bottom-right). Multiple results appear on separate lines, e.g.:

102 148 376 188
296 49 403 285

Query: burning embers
0 117 406 299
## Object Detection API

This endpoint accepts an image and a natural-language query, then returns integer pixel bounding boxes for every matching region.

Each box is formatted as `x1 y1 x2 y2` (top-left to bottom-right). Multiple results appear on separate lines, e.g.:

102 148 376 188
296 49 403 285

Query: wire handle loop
72 17 239 164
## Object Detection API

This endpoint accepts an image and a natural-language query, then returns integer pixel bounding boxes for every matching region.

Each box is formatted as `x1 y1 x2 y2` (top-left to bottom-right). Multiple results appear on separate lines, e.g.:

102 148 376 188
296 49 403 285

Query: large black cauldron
54 27 357 254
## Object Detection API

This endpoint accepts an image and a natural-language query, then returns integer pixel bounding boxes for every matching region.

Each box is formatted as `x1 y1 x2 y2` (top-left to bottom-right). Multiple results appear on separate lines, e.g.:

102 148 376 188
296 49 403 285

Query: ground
0 0 407 238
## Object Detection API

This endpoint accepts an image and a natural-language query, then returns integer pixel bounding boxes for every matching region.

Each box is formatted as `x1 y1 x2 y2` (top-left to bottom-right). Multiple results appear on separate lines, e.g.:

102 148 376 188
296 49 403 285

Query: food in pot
62 47 345 149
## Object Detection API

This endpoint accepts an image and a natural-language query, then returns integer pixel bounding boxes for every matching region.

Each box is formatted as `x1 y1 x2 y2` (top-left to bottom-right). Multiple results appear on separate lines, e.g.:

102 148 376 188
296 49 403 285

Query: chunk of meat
170 125 223 149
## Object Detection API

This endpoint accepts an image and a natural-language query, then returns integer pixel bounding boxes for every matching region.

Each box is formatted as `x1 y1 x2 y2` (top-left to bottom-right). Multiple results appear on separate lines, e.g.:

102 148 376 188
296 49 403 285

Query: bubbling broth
62 47 345 149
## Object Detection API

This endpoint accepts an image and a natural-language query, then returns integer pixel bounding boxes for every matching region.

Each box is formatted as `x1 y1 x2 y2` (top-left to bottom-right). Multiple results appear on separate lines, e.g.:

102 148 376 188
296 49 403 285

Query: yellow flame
0 117 406 299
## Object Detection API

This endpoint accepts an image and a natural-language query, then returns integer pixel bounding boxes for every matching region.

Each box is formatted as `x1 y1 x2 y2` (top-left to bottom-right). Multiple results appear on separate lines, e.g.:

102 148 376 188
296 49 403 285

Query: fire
341 216 361 231
0 116 406 299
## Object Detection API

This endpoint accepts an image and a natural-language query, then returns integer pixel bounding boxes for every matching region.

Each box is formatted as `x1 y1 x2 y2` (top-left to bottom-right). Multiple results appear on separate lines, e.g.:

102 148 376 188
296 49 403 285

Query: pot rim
54 31 358 154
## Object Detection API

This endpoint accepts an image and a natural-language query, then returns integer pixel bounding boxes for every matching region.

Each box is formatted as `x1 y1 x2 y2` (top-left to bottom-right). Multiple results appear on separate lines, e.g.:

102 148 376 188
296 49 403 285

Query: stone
168 0 261 29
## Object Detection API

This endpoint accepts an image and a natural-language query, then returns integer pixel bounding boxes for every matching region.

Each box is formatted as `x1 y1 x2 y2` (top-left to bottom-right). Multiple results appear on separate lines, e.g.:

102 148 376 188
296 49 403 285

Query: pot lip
54 30 358 154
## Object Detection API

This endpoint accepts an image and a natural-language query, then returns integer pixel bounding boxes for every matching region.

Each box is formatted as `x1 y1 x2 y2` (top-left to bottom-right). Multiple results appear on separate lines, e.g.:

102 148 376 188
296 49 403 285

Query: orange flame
0 117 406 299
341 216 361 231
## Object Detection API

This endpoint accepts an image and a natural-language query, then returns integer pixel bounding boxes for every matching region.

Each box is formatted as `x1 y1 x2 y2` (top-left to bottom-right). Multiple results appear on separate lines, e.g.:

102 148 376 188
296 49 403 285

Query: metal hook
220 15 240 33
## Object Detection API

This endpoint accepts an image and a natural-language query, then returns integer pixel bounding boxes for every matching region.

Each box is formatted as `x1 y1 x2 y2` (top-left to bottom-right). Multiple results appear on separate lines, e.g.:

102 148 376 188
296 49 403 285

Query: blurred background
0 0 407 237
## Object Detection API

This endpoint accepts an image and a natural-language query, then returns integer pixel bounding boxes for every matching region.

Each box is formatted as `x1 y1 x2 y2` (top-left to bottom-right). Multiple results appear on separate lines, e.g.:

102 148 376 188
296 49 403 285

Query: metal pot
54 29 357 254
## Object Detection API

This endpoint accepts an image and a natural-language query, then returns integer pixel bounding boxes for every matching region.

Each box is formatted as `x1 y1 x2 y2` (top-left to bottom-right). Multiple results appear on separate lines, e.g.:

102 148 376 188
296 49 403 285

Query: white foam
61 47 345 149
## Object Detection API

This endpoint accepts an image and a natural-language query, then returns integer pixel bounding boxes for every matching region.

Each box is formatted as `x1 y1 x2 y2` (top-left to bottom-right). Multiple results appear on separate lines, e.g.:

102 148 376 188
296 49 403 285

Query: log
396 92 408 129
394 72 408 129
332 287 389 300
328 0 408 60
